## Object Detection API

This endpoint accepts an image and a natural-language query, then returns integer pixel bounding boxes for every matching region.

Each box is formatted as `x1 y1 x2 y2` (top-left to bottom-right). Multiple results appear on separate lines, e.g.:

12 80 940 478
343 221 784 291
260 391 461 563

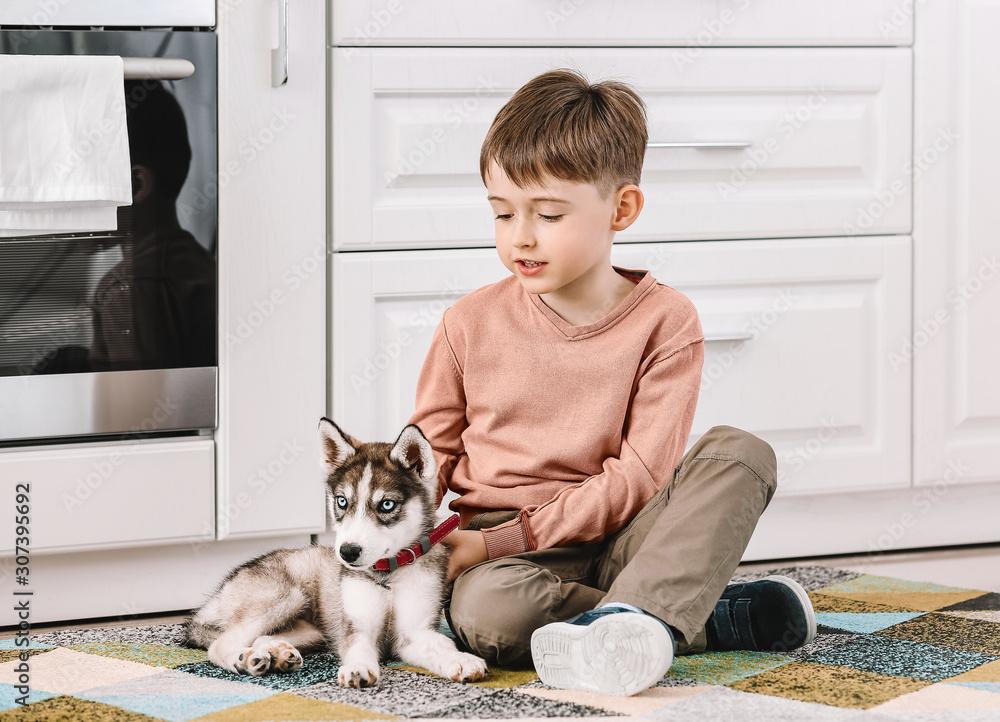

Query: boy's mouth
516 259 546 275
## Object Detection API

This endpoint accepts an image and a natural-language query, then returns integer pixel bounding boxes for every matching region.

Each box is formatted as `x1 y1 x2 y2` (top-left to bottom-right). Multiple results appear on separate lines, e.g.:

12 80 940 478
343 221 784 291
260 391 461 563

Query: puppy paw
440 651 487 683
236 648 271 676
338 660 380 688
268 640 304 673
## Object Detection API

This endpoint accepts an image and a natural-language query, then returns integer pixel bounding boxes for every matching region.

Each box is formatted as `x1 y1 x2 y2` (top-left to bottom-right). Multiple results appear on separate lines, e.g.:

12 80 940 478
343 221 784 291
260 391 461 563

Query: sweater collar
526 266 656 340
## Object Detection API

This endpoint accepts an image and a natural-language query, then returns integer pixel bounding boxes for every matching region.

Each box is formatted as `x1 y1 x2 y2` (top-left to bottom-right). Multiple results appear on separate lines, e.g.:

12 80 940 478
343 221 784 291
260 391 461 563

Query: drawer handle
271 0 288 87
646 141 752 150
704 332 754 343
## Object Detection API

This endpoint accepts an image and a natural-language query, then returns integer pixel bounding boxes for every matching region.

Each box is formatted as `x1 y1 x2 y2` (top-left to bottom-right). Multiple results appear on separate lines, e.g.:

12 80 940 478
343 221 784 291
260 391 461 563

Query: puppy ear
318 417 356 476
390 424 437 482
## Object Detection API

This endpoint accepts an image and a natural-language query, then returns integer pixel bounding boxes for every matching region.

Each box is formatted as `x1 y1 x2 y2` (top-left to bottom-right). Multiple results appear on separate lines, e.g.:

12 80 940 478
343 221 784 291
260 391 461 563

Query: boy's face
485 161 621 299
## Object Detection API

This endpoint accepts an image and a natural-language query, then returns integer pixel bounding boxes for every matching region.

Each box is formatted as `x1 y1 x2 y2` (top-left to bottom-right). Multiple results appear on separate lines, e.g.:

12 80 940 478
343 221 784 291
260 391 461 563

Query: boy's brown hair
479 69 648 198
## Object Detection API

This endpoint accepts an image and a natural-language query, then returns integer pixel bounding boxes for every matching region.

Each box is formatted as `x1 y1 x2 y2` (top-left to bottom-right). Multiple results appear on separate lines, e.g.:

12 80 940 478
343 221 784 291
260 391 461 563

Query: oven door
0 28 217 443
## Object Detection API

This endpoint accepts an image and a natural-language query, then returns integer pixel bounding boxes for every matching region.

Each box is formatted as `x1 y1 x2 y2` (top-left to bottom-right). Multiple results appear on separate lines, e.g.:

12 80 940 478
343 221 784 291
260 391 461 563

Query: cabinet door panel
914 0 1000 488
333 48 912 251
331 237 911 497
332 0 912 47
0 439 214 555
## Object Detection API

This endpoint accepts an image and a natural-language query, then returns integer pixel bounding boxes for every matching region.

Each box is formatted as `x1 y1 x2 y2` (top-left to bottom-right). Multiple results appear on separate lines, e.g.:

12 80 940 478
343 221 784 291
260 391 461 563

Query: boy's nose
512 220 535 248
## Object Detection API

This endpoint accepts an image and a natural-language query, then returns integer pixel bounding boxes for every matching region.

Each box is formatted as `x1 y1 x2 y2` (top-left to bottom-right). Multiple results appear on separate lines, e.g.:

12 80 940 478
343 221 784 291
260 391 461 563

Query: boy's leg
446 512 605 668
593 424 777 654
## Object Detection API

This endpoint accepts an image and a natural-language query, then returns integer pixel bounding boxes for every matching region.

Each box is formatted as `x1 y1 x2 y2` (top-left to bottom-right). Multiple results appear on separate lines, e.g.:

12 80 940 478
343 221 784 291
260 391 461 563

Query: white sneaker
530 603 675 697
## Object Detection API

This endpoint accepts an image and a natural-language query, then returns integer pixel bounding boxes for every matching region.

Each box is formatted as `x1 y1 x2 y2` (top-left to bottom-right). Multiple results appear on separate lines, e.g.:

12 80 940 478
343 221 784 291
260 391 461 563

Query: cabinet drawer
332 1 913 47
333 48 912 251
331 236 911 495
0 438 214 555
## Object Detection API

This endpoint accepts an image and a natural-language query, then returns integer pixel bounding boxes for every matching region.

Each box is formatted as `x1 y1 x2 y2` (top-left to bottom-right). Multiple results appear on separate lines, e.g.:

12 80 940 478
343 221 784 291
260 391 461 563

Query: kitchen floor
3 542 999 641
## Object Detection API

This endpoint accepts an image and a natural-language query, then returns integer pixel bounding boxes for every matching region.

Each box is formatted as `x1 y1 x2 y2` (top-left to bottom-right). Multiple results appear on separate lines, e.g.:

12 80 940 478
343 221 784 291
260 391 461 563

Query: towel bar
122 57 195 80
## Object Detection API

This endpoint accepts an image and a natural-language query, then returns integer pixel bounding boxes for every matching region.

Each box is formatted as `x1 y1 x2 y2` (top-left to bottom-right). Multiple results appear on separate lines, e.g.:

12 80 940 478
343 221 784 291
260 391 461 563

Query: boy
408 69 815 697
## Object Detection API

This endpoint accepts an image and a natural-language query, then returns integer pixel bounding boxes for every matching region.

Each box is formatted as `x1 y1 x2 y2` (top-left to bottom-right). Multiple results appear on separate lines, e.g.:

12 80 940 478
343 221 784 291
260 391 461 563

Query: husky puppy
182 419 487 687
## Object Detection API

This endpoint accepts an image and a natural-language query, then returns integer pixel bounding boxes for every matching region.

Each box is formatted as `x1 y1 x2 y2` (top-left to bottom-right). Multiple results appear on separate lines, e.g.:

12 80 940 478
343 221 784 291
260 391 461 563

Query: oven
0 3 217 444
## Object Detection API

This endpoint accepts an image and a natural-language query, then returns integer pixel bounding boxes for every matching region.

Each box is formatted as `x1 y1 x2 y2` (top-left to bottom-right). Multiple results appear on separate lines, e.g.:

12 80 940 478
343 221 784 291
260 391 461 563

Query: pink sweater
408 267 705 559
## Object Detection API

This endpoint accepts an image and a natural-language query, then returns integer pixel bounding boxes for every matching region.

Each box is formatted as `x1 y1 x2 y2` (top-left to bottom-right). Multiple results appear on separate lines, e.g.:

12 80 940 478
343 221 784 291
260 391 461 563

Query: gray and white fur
181 418 487 687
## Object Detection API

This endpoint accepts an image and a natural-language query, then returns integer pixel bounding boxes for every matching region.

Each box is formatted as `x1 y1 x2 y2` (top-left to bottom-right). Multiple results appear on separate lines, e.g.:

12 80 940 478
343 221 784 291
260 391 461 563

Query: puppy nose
340 543 362 563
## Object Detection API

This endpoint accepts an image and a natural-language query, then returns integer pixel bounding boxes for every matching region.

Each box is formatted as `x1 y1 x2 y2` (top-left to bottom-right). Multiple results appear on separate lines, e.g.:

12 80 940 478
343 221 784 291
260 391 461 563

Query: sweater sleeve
480 338 705 558
407 314 467 505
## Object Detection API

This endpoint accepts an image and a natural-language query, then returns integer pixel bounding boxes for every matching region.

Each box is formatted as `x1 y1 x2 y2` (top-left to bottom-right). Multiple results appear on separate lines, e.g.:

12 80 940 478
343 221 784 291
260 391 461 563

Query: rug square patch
804 634 995 682
941 611 1000 624
176 653 341 691
945 658 1000 683
0 682 57 711
0 647 164 694
813 574 986 612
434 687 611 718
0 694 165 720
875 612 1000 656
69 642 207 668
776 631 863 661
293 667 496 717
0 641 54 651
730 565 864 592
394 664 538 690
937 592 1000 612
192 691 397 721
517 682 710 715
871 681 1000 711
725 659 931 709
666 650 790 686
640 684 875 720
0 648 51 666
948 682 1000 694
808 592 918 614
814 612 925 634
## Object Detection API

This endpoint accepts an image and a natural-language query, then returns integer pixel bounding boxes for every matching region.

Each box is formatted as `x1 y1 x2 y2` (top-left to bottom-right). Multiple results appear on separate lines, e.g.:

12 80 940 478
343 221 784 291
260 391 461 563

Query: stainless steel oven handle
122 57 195 80
271 0 288 87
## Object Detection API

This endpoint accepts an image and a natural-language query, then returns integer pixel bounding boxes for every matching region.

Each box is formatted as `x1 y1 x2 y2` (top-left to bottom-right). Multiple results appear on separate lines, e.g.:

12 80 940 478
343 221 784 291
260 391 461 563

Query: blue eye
378 499 396 513
336 496 347 509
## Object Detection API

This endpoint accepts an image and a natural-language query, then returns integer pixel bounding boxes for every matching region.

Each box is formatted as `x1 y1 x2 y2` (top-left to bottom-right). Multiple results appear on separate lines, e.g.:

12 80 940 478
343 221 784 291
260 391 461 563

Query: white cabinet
913 0 1000 488
332 236 912 496
0 438 214 555
333 48 912 250
216 0 328 538
332 0 913 47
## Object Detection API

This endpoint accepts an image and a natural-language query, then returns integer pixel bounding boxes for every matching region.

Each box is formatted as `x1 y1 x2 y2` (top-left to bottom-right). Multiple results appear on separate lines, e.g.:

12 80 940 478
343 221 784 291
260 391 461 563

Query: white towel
0 54 132 237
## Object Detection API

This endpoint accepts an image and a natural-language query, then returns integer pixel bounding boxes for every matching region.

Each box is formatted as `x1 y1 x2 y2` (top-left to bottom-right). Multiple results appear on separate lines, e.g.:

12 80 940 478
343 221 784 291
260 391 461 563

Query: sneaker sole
764 574 817 648
530 612 673 697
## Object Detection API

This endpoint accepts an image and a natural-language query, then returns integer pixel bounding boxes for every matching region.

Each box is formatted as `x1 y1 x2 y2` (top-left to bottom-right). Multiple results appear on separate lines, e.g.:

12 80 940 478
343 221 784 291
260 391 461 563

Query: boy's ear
611 185 644 232
390 424 437 483
318 417 356 476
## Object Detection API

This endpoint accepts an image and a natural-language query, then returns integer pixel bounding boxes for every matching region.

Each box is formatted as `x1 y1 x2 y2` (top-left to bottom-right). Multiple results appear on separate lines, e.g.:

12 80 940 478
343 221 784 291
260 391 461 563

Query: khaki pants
445 425 777 668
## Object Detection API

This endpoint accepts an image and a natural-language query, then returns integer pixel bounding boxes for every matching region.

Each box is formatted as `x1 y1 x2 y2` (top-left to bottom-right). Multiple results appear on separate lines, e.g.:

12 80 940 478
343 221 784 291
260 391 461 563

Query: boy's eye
539 214 563 222
335 495 347 509
378 499 397 513
494 213 513 221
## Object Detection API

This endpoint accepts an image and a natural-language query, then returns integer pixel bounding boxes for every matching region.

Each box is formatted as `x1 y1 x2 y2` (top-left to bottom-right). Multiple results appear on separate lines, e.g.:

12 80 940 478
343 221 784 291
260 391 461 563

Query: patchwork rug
2 565 1000 721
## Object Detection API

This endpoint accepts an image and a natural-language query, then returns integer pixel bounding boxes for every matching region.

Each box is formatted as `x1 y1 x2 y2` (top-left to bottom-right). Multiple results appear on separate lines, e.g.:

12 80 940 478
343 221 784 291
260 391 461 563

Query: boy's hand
442 529 489 583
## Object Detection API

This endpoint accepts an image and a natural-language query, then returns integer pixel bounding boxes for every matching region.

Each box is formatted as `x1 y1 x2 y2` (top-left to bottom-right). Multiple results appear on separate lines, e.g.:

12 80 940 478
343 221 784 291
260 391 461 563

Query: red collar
373 514 460 572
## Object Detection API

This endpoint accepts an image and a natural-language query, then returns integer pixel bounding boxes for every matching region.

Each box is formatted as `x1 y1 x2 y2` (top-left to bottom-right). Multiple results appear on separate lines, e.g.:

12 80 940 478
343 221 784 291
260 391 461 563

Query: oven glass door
0 29 217 443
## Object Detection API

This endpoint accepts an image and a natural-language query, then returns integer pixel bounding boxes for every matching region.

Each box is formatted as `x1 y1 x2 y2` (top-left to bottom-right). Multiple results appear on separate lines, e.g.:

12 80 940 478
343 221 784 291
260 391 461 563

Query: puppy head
318 419 438 570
